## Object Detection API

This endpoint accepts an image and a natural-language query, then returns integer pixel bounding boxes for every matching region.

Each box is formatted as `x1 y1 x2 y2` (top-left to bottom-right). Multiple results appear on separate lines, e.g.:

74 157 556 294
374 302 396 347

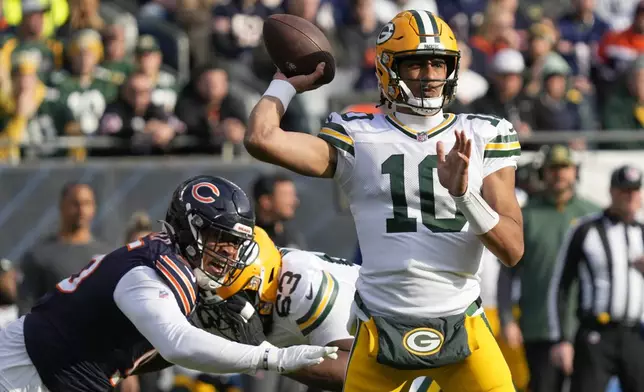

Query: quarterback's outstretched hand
437 130 472 197
259 341 339 373
274 62 326 93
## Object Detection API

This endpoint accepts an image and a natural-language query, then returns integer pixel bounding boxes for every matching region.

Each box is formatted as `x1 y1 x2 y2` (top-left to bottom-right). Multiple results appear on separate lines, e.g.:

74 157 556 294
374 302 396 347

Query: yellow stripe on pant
343 310 515 392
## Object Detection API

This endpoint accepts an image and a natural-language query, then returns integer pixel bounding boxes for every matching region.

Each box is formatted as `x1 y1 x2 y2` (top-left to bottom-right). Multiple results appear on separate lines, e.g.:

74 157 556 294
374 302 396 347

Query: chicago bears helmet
164 175 258 290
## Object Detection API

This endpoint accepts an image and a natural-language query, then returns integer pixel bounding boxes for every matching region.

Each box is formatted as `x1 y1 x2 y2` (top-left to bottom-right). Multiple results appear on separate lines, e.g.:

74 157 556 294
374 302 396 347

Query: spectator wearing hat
134 34 179 113
3 0 69 38
0 0 63 85
470 48 534 137
0 52 76 162
532 53 596 134
97 23 135 87
602 55 644 149
498 144 601 392
549 165 644 392
0 258 19 330
53 29 118 153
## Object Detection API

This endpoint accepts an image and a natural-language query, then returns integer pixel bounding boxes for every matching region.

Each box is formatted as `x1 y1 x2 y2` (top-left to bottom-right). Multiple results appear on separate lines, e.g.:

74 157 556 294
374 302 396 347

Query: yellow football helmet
208 226 281 316
375 10 460 115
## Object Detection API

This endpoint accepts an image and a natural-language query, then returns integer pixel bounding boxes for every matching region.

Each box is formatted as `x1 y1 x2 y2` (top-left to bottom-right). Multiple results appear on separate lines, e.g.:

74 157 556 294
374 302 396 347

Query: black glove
191 293 267 346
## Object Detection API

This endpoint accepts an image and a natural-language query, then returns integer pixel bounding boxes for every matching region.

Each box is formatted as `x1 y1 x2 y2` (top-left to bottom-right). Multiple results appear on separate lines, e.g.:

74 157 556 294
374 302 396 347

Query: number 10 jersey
318 111 520 319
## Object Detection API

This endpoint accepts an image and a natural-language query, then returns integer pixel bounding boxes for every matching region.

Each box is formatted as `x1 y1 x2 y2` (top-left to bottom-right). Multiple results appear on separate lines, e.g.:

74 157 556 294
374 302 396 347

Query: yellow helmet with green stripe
375 10 460 115
210 226 281 315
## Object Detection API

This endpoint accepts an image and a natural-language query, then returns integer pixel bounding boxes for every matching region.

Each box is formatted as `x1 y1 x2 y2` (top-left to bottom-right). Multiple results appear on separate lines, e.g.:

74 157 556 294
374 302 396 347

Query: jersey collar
386 110 457 142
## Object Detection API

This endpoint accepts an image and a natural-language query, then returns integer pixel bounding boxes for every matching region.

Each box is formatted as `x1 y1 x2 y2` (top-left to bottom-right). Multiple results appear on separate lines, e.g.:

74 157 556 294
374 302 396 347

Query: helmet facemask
380 51 460 116
186 211 258 291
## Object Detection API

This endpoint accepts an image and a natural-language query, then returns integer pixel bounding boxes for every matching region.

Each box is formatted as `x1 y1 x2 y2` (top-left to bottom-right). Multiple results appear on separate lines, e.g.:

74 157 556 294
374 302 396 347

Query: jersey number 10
382 154 466 233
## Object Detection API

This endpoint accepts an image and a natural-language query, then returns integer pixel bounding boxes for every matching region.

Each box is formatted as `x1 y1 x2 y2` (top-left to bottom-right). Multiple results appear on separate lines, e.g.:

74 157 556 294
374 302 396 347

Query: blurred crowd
2 0 644 162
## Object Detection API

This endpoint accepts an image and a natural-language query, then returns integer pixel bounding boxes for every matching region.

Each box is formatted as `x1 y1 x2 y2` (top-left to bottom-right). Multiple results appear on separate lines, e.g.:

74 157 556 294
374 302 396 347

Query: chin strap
195 268 222 291
396 80 444 116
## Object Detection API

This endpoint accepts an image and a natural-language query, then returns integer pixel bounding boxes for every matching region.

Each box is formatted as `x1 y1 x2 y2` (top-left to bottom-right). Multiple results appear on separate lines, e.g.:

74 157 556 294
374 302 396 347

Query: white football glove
257 341 339 373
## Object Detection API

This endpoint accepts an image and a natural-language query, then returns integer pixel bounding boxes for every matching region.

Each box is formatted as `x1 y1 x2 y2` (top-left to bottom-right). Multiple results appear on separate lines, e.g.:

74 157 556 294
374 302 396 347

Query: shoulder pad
317 111 367 157
458 113 520 161
154 254 197 316
142 234 198 316
326 111 380 131
459 113 515 139
279 251 340 336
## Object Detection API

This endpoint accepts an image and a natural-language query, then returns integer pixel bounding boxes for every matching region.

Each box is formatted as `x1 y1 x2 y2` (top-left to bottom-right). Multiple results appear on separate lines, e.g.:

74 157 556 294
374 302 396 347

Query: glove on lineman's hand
258 341 339 373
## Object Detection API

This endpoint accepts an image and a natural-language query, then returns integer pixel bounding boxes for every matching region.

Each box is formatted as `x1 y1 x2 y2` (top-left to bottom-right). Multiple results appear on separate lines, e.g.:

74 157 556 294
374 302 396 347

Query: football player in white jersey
189 227 358 391
244 10 524 392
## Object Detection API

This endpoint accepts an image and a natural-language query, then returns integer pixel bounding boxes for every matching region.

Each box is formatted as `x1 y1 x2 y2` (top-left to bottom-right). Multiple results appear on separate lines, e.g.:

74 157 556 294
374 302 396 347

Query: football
262 14 336 86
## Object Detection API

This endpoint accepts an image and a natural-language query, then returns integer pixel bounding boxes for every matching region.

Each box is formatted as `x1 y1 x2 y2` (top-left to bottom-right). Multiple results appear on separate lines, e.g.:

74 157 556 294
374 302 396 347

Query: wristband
263 79 297 112
451 189 500 235
262 348 271 370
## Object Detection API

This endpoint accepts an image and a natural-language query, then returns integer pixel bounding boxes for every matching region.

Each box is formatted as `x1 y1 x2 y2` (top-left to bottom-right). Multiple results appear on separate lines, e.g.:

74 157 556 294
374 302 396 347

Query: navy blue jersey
23 232 198 392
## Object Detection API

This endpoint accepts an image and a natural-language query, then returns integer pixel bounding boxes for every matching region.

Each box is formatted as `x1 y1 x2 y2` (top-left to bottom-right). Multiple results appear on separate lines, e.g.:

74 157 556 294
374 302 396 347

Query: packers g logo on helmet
375 10 460 116
377 22 395 45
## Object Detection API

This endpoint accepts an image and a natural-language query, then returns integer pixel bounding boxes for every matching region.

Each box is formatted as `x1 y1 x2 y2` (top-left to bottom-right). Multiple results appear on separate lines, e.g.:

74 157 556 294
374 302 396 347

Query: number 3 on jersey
382 154 466 233
56 255 105 293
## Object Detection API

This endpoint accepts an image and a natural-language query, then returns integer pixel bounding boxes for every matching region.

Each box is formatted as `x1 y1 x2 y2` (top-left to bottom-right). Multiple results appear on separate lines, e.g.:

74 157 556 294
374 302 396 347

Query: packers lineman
244 10 524 392
190 227 358 391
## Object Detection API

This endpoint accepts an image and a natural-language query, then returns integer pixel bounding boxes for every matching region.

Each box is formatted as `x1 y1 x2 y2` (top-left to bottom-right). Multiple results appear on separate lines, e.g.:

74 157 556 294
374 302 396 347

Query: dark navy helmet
165 175 258 290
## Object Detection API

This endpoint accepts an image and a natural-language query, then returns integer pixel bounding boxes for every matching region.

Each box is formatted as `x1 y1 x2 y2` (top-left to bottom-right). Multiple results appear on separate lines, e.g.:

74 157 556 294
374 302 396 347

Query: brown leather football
262 14 336 86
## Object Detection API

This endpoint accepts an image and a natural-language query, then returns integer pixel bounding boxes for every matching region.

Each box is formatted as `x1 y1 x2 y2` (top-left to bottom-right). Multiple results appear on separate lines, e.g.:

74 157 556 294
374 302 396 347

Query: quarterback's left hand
437 130 471 197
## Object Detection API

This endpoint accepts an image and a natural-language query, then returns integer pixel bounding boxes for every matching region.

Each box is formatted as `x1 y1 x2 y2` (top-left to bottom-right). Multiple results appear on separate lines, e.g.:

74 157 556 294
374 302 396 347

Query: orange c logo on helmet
191 182 220 203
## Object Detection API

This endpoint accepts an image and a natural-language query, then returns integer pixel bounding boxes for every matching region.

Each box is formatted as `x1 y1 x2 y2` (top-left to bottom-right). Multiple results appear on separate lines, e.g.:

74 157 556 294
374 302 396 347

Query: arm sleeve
482 118 521 177
547 219 589 342
317 112 356 186
113 266 267 375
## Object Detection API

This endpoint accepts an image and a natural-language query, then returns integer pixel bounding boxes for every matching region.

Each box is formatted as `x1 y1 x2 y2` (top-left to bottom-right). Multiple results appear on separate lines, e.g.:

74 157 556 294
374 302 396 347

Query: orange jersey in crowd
598 26 644 64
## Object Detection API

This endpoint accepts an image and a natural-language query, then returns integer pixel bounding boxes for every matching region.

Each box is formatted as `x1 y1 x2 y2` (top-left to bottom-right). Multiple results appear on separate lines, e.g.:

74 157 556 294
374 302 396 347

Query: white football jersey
318 110 520 318
267 249 359 347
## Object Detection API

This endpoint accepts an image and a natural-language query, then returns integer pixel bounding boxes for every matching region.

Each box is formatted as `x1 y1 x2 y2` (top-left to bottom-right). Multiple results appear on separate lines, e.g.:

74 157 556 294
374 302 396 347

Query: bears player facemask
165 175 258 291
200 226 281 316
375 10 460 116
